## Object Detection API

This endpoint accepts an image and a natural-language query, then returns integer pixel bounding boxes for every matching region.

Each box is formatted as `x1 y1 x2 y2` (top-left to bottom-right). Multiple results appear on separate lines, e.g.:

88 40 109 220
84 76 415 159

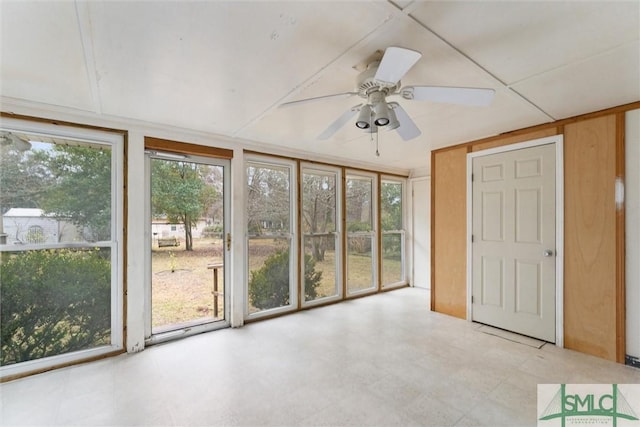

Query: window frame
143 151 232 344
380 176 407 289
0 117 124 381
300 163 343 307
244 155 298 319
345 170 378 296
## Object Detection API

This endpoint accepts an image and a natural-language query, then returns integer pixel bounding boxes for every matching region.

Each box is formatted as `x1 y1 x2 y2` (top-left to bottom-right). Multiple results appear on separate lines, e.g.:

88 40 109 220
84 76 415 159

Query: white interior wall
626 109 640 360
410 177 431 289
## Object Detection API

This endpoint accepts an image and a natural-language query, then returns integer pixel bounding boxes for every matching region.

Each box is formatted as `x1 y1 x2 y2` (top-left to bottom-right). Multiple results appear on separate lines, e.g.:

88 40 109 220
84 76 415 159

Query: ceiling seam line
406 13 555 122
74 0 102 115
506 39 640 88
231 11 400 138
506 87 557 122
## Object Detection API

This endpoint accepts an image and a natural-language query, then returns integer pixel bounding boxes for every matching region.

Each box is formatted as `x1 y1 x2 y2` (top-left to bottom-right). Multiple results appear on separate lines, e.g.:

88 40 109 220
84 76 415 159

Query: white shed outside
2 208 80 244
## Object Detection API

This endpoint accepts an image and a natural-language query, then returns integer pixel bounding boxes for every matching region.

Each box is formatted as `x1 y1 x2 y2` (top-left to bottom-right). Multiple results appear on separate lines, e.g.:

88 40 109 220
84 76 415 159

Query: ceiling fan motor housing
356 61 400 98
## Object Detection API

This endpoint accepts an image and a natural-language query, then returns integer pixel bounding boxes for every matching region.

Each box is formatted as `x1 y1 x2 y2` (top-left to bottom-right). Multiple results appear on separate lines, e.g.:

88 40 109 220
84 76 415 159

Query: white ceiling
1 1 638 173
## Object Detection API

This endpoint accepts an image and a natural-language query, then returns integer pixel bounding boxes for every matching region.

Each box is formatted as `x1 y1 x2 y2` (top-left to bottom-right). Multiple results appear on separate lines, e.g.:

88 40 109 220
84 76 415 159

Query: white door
412 178 430 289
146 152 231 344
472 144 556 342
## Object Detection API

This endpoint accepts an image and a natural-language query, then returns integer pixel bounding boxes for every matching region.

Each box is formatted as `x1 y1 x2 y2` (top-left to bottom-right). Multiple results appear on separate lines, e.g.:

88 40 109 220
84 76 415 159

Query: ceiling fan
280 47 496 141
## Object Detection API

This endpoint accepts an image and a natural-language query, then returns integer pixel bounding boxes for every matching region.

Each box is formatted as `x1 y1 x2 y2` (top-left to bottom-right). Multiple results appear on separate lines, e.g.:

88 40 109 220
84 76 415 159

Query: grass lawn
151 238 224 330
152 237 402 329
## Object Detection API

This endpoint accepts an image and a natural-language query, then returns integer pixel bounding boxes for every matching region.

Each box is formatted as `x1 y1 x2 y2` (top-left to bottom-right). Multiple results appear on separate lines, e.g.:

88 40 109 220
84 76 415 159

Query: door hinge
471 173 474 182
226 233 231 251
471 234 474 243
472 295 475 303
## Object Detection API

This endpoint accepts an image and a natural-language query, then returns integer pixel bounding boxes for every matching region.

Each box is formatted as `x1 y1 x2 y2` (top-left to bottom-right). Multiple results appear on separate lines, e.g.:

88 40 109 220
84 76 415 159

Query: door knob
543 249 554 257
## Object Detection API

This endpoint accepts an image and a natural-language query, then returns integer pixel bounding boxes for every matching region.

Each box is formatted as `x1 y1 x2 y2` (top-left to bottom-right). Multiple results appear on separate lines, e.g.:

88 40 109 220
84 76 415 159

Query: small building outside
2 208 80 245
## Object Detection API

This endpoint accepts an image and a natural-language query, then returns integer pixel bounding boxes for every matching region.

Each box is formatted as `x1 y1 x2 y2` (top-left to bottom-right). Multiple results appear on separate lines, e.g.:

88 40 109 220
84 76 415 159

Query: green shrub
249 249 321 310
346 222 372 254
0 248 111 366
382 234 402 260
347 221 371 233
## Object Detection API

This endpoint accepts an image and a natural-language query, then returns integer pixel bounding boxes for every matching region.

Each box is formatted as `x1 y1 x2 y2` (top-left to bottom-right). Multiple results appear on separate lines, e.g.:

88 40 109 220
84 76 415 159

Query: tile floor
1 287 638 426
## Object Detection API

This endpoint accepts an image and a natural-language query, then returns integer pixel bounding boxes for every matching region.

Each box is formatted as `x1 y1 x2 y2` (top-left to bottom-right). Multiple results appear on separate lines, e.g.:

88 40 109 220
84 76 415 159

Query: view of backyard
2 138 405 367
152 235 403 327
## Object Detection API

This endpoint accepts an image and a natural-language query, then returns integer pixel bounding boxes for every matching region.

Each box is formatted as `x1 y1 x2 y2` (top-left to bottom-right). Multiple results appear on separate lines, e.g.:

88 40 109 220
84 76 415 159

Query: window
0 120 123 380
25 225 45 244
381 178 405 287
346 172 377 295
301 165 341 305
246 158 296 316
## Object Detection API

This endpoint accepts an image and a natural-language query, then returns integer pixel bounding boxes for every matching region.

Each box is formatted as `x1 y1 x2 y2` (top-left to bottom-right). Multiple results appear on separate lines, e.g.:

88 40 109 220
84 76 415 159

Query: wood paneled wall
564 115 623 362
431 146 469 318
430 102 636 362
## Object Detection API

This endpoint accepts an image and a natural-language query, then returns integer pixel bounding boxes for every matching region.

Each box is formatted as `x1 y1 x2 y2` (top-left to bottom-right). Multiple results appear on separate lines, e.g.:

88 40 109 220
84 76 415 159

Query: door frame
144 151 231 345
466 135 564 347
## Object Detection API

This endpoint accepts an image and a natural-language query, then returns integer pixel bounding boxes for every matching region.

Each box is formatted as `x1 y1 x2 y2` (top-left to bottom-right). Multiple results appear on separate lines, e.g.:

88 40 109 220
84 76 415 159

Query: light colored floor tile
458 396 535 427
1 287 637 427
402 393 466 426
422 379 486 414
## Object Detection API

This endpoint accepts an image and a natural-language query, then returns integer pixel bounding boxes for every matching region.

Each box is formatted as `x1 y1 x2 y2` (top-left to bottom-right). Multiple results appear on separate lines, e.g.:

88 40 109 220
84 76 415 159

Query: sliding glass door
146 152 230 342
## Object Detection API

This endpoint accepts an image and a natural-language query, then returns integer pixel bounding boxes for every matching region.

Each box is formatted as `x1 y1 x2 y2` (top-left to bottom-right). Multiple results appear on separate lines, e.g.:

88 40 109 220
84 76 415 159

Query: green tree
248 249 322 310
40 145 112 241
247 164 290 235
0 146 51 210
151 160 217 251
381 181 402 231
346 177 372 231
0 144 52 239
381 181 403 260
302 173 336 262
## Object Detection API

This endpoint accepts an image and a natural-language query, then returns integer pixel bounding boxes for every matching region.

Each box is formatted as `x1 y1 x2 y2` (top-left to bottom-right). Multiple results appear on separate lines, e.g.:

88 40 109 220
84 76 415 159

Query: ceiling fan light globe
386 107 400 131
371 95 390 127
355 105 372 129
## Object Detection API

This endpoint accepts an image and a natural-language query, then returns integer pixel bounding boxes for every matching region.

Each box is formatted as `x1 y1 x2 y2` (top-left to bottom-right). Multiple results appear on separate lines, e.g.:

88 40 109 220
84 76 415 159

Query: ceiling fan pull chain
376 131 380 157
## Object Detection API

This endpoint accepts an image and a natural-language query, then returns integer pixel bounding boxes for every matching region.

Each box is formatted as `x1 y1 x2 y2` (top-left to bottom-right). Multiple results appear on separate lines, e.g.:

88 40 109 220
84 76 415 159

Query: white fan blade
402 86 495 106
318 106 360 140
392 104 421 141
280 92 357 108
374 47 422 85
